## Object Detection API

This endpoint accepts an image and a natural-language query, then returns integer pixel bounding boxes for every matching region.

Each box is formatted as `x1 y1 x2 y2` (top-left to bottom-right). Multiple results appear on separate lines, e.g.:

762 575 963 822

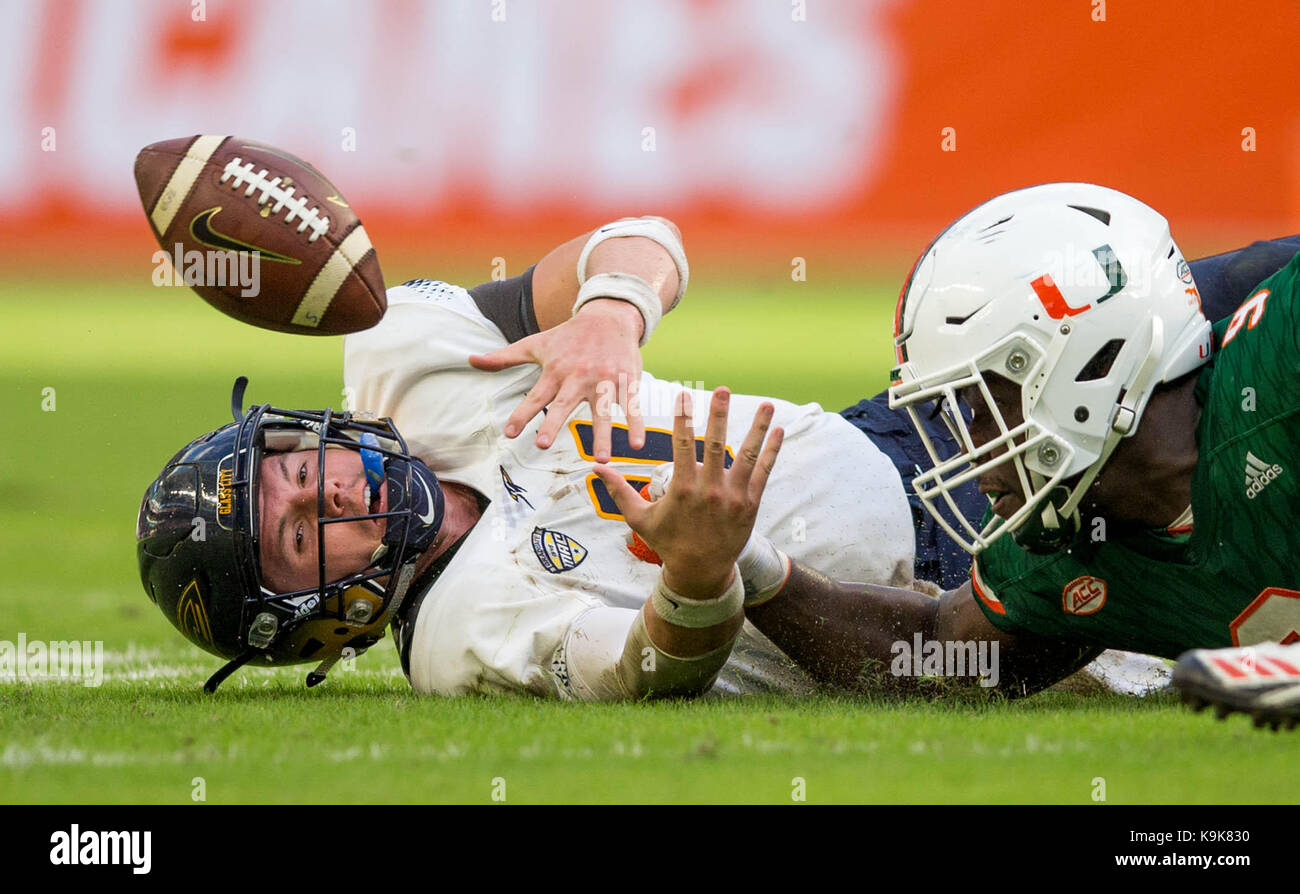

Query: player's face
957 373 1028 519
257 448 388 593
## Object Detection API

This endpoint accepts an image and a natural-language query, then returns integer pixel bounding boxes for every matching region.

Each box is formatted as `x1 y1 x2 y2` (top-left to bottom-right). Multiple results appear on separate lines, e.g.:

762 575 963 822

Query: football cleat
1172 642 1300 730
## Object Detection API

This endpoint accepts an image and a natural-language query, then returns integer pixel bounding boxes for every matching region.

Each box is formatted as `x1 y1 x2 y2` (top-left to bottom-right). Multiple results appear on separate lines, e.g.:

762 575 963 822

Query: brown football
135 135 385 335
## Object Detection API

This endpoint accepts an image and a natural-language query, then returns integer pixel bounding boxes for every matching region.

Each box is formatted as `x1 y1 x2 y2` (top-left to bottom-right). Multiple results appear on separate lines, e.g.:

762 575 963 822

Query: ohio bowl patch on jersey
531 527 588 573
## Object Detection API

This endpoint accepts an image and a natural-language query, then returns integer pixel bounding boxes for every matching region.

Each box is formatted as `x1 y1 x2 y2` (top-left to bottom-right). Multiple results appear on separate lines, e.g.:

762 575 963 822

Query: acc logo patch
531 527 587 574
178 579 214 645
1177 258 1193 284
1062 575 1108 616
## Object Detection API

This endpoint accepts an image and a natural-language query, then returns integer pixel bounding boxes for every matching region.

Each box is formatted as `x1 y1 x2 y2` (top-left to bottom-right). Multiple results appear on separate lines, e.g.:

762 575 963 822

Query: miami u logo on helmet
1029 244 1128 319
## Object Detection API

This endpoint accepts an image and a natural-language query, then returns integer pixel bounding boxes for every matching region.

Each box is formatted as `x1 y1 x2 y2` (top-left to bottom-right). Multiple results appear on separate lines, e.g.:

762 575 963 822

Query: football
134 135 385 335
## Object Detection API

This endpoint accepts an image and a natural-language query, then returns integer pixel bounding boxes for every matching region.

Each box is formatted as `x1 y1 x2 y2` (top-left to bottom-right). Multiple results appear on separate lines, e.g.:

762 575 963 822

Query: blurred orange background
3 0 1298 281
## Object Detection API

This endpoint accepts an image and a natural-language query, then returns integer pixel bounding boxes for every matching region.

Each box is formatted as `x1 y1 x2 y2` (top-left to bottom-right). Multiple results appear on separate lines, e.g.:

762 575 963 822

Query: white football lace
218 157 331 242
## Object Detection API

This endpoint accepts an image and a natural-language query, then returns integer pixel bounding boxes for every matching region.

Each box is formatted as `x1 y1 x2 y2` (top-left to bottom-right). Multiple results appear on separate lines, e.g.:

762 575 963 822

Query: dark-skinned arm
745 565 1098 697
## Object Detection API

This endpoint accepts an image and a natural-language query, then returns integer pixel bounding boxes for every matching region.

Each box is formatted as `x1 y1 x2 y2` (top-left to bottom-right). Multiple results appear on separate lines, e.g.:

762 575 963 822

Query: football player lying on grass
712 183 1300 729
139 216 924 699
137 210 1286 702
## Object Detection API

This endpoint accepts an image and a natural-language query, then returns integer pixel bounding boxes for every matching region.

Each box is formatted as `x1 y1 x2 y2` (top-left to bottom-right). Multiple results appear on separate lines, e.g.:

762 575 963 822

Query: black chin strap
204 649 257 694
230 376 250 422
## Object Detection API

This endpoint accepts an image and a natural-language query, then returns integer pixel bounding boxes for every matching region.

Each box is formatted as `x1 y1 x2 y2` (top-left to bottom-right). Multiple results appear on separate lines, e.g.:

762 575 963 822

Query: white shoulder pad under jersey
342 279 532 493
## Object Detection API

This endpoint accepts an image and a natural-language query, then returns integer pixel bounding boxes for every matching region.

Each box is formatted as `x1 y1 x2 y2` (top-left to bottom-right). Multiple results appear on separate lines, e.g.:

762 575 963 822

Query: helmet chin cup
1011 485 1080 554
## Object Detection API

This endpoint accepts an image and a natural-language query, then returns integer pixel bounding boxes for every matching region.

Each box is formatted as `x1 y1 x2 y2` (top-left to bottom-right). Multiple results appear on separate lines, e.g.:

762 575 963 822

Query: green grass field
2 272 1294 805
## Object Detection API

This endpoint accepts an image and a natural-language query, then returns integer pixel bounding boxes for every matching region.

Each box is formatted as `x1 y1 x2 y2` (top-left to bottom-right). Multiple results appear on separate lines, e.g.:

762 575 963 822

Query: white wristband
573 272 663 347
737 533 791 608
576 216 689 309
650 567 744 628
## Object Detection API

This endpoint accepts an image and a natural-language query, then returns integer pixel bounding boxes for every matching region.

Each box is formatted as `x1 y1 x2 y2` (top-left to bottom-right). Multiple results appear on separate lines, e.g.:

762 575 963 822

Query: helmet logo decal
217 467 233 517
1030 244 1128 319
215 453 236 531
178 579 214 645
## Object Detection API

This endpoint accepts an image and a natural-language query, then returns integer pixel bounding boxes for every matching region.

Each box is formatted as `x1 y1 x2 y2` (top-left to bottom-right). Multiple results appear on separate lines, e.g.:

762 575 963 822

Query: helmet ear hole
1066 204 1111 226
1076 338 1126 382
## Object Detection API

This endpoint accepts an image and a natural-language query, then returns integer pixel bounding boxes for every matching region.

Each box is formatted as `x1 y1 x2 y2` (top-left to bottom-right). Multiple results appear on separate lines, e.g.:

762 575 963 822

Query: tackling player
700 183 1300 728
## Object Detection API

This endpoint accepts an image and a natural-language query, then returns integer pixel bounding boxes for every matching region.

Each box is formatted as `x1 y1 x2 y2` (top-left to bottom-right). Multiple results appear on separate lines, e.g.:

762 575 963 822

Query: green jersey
972 251 1300 659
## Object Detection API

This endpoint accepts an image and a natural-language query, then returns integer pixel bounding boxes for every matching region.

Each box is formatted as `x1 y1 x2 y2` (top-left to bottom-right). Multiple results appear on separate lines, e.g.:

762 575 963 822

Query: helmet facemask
893 333 1080 555
202 378 444 692
887 182 1212 558
895 317 1179 555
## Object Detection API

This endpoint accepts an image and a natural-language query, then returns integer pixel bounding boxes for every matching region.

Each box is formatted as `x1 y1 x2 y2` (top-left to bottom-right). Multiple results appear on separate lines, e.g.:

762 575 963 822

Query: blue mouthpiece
359 432 386 488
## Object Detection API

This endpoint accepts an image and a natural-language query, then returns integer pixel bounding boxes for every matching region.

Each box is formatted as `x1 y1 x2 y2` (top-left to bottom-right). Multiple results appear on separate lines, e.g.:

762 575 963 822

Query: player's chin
992 493 1026 519
326 529 385 576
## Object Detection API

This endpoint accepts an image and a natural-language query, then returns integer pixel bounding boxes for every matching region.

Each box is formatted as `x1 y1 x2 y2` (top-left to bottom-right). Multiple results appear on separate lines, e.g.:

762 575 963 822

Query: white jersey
343 279 914 699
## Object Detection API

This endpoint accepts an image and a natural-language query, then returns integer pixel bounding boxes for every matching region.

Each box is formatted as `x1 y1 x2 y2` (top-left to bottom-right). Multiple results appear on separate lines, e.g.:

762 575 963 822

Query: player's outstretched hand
593 387 783 600
468 300 645 463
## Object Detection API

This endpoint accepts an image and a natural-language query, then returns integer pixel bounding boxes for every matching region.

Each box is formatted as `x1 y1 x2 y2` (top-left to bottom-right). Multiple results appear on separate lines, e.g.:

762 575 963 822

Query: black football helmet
137 378 444 692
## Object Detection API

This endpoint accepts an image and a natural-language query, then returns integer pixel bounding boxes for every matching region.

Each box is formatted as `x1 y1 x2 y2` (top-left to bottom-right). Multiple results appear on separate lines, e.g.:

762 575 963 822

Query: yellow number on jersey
569 420 733 521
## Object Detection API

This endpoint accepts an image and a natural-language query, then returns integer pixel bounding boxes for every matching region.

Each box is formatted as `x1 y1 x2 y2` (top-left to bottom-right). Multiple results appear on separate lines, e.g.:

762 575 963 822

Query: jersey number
570 420 733 521
1221 289 1269 346
1230 586 1300 646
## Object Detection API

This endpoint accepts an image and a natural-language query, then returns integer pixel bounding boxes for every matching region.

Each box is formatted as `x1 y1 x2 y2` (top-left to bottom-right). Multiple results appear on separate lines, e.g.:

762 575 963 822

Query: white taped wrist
737 533 791 608
573 272 662 346
650 567 744 628
577 216 689 309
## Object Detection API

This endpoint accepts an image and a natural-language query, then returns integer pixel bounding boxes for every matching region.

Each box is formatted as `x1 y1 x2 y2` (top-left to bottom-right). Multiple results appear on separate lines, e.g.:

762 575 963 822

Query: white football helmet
888 183 1213 555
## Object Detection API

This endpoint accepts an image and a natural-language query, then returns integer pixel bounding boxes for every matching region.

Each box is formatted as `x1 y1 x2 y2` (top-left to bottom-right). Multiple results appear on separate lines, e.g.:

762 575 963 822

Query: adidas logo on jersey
1244 451 1283 500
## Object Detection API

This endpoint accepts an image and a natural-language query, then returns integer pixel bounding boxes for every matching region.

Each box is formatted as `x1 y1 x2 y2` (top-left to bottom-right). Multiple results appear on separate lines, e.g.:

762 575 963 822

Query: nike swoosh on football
189 207 301 264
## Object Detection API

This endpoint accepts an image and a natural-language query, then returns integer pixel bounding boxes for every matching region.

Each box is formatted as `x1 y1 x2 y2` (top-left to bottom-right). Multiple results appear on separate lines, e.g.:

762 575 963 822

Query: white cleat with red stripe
1172 642 1300 730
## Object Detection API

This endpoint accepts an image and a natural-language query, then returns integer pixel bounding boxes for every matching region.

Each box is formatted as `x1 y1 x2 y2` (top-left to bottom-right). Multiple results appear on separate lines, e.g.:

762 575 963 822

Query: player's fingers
468 338 536 372
701 387 731 480
591 393 614 464
535 383 583 449
731 402 774 487
670 390 697 484
746 425 784 504
593 464 649 527
504 375 557 439
625 376 646 451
